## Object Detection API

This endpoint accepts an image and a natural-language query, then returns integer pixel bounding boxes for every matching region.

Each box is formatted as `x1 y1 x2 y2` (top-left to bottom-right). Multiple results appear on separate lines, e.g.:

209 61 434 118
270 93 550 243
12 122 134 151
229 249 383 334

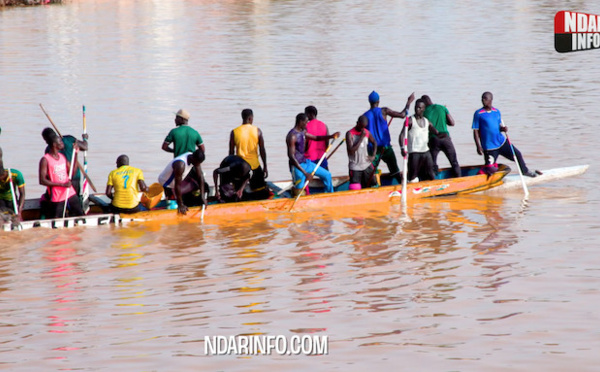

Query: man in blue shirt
364 91 415 183
472 92 540 177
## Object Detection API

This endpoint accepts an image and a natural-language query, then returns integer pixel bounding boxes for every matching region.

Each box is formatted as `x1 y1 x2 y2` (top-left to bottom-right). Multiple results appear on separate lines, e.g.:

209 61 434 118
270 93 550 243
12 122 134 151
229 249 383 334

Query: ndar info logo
555 11 600 53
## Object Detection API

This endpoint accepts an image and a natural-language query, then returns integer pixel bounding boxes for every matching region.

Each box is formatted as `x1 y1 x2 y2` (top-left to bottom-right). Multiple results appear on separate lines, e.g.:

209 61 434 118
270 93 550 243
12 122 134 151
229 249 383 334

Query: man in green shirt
0 153 26 220
421 95 461 178
162 109 205 158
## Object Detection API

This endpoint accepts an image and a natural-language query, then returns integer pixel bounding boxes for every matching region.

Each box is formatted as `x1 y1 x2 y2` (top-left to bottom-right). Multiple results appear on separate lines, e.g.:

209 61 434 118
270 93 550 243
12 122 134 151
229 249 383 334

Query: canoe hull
9 164 511 230
123 164 510 222
483 165 589 194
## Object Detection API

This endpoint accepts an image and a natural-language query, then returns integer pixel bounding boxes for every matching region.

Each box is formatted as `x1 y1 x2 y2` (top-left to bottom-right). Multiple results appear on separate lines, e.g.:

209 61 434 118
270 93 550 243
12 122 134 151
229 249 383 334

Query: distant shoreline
0 0 61 6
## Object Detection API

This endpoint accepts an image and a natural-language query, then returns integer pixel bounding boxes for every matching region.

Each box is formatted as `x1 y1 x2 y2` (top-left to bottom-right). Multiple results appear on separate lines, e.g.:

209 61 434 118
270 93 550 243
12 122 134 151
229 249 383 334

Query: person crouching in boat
346 115 377 190
399 99 441 183
38 134 84 218
106 155 149 214
158 149 207 215
213 155 252 203
286 113 340 196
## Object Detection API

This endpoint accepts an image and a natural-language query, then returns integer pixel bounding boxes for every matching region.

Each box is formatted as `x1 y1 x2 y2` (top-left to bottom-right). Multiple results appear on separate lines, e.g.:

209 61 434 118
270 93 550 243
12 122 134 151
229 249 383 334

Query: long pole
62 146 78 218
325 138 345 161
289 139 337 212
81 105 90 213
401 116 409 205
39 103 63 137
7 168 19 216
505 133 529 197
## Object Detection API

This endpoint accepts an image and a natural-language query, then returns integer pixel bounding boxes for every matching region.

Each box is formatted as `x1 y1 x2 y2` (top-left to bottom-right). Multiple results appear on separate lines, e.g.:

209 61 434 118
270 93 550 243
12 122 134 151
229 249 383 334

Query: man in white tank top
399 99 441 182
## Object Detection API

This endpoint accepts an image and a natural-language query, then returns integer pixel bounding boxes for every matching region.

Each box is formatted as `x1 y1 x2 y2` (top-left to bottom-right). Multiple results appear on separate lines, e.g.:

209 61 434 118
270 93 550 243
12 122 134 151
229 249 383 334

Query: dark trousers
247 166 270 200
373 146 401 183
408 152 436 181
42 194 84 219
484 140 529 174
111 203 146 214
0 199 16 213
429 136 461 178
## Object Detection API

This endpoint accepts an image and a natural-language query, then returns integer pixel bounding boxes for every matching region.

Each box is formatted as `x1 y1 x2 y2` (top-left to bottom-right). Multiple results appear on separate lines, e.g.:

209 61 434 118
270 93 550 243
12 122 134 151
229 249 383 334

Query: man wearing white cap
162 109 205 158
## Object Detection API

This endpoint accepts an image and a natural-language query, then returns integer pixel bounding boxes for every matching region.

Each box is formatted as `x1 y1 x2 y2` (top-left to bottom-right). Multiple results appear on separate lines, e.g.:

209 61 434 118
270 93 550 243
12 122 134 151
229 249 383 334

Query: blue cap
368 91 380 103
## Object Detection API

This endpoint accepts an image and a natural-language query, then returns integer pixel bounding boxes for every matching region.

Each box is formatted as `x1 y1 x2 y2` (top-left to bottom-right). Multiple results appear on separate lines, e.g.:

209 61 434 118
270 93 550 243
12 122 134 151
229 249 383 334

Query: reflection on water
0 193 597 369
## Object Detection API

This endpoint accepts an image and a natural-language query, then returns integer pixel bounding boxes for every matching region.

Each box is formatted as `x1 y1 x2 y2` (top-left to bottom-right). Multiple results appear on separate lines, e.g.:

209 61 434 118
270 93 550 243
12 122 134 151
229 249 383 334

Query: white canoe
483 164 589 194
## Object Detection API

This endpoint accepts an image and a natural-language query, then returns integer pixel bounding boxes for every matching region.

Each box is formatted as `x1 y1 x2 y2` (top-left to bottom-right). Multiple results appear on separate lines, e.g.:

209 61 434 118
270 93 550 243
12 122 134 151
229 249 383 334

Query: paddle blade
81 179 90 214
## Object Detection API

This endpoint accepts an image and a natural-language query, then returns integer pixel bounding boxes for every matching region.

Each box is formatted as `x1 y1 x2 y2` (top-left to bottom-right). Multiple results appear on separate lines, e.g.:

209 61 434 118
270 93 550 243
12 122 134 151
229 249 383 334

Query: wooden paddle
401 116 409 205
325 138 346 161
276 137 344 196
289 139 338 212
81 105 90 214
505 131 529 197
62 146 78 218
39 104 97 192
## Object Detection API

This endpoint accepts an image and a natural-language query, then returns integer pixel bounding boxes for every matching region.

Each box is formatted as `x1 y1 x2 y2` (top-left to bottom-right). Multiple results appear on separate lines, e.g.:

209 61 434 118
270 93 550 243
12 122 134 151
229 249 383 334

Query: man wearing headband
363 91 415 184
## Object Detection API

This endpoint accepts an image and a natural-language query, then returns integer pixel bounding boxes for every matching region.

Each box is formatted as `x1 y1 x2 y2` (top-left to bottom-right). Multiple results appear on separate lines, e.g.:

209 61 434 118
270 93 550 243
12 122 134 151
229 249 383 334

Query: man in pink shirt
39 134 84 218
304 106 331 170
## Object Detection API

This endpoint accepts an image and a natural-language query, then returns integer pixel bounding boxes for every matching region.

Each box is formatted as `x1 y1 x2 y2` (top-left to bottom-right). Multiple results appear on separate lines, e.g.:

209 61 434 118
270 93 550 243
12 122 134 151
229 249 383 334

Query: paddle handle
505 132 529 197
82 105 88 183
290 138 337 211
39 104 62 138
326 138 346 161
401 116 409 204
62 146 78 218
7 168 19 215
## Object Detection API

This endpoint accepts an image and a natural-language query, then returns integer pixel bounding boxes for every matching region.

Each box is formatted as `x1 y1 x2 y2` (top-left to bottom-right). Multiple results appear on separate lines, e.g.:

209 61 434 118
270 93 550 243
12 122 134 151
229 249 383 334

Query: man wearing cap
363 91 415 183
162 109 205 158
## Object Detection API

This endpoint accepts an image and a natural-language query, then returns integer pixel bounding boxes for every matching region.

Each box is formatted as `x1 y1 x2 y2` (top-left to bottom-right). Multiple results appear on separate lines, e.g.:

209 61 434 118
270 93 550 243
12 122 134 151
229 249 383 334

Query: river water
1 1 600 371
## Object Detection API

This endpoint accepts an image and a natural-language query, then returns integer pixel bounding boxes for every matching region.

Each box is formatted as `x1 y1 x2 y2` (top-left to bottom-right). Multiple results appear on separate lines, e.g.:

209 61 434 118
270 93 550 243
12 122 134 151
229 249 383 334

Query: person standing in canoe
399 99 441 182
38 133 84 218
158 149 207 215
363 91 415 183
304 105 331 170
229 108 270 200
42 127 88 196
162 109 205 158
106 155 149 214
213 155 252 203
421 94 461 178
286 113 340 196
0 150 26 220
346 115 377 190
472 92 541 177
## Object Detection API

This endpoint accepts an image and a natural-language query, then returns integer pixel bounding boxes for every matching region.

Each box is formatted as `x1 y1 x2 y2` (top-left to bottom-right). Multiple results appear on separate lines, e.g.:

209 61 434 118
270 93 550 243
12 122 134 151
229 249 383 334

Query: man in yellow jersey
106 155 149 214
229 108 270 200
